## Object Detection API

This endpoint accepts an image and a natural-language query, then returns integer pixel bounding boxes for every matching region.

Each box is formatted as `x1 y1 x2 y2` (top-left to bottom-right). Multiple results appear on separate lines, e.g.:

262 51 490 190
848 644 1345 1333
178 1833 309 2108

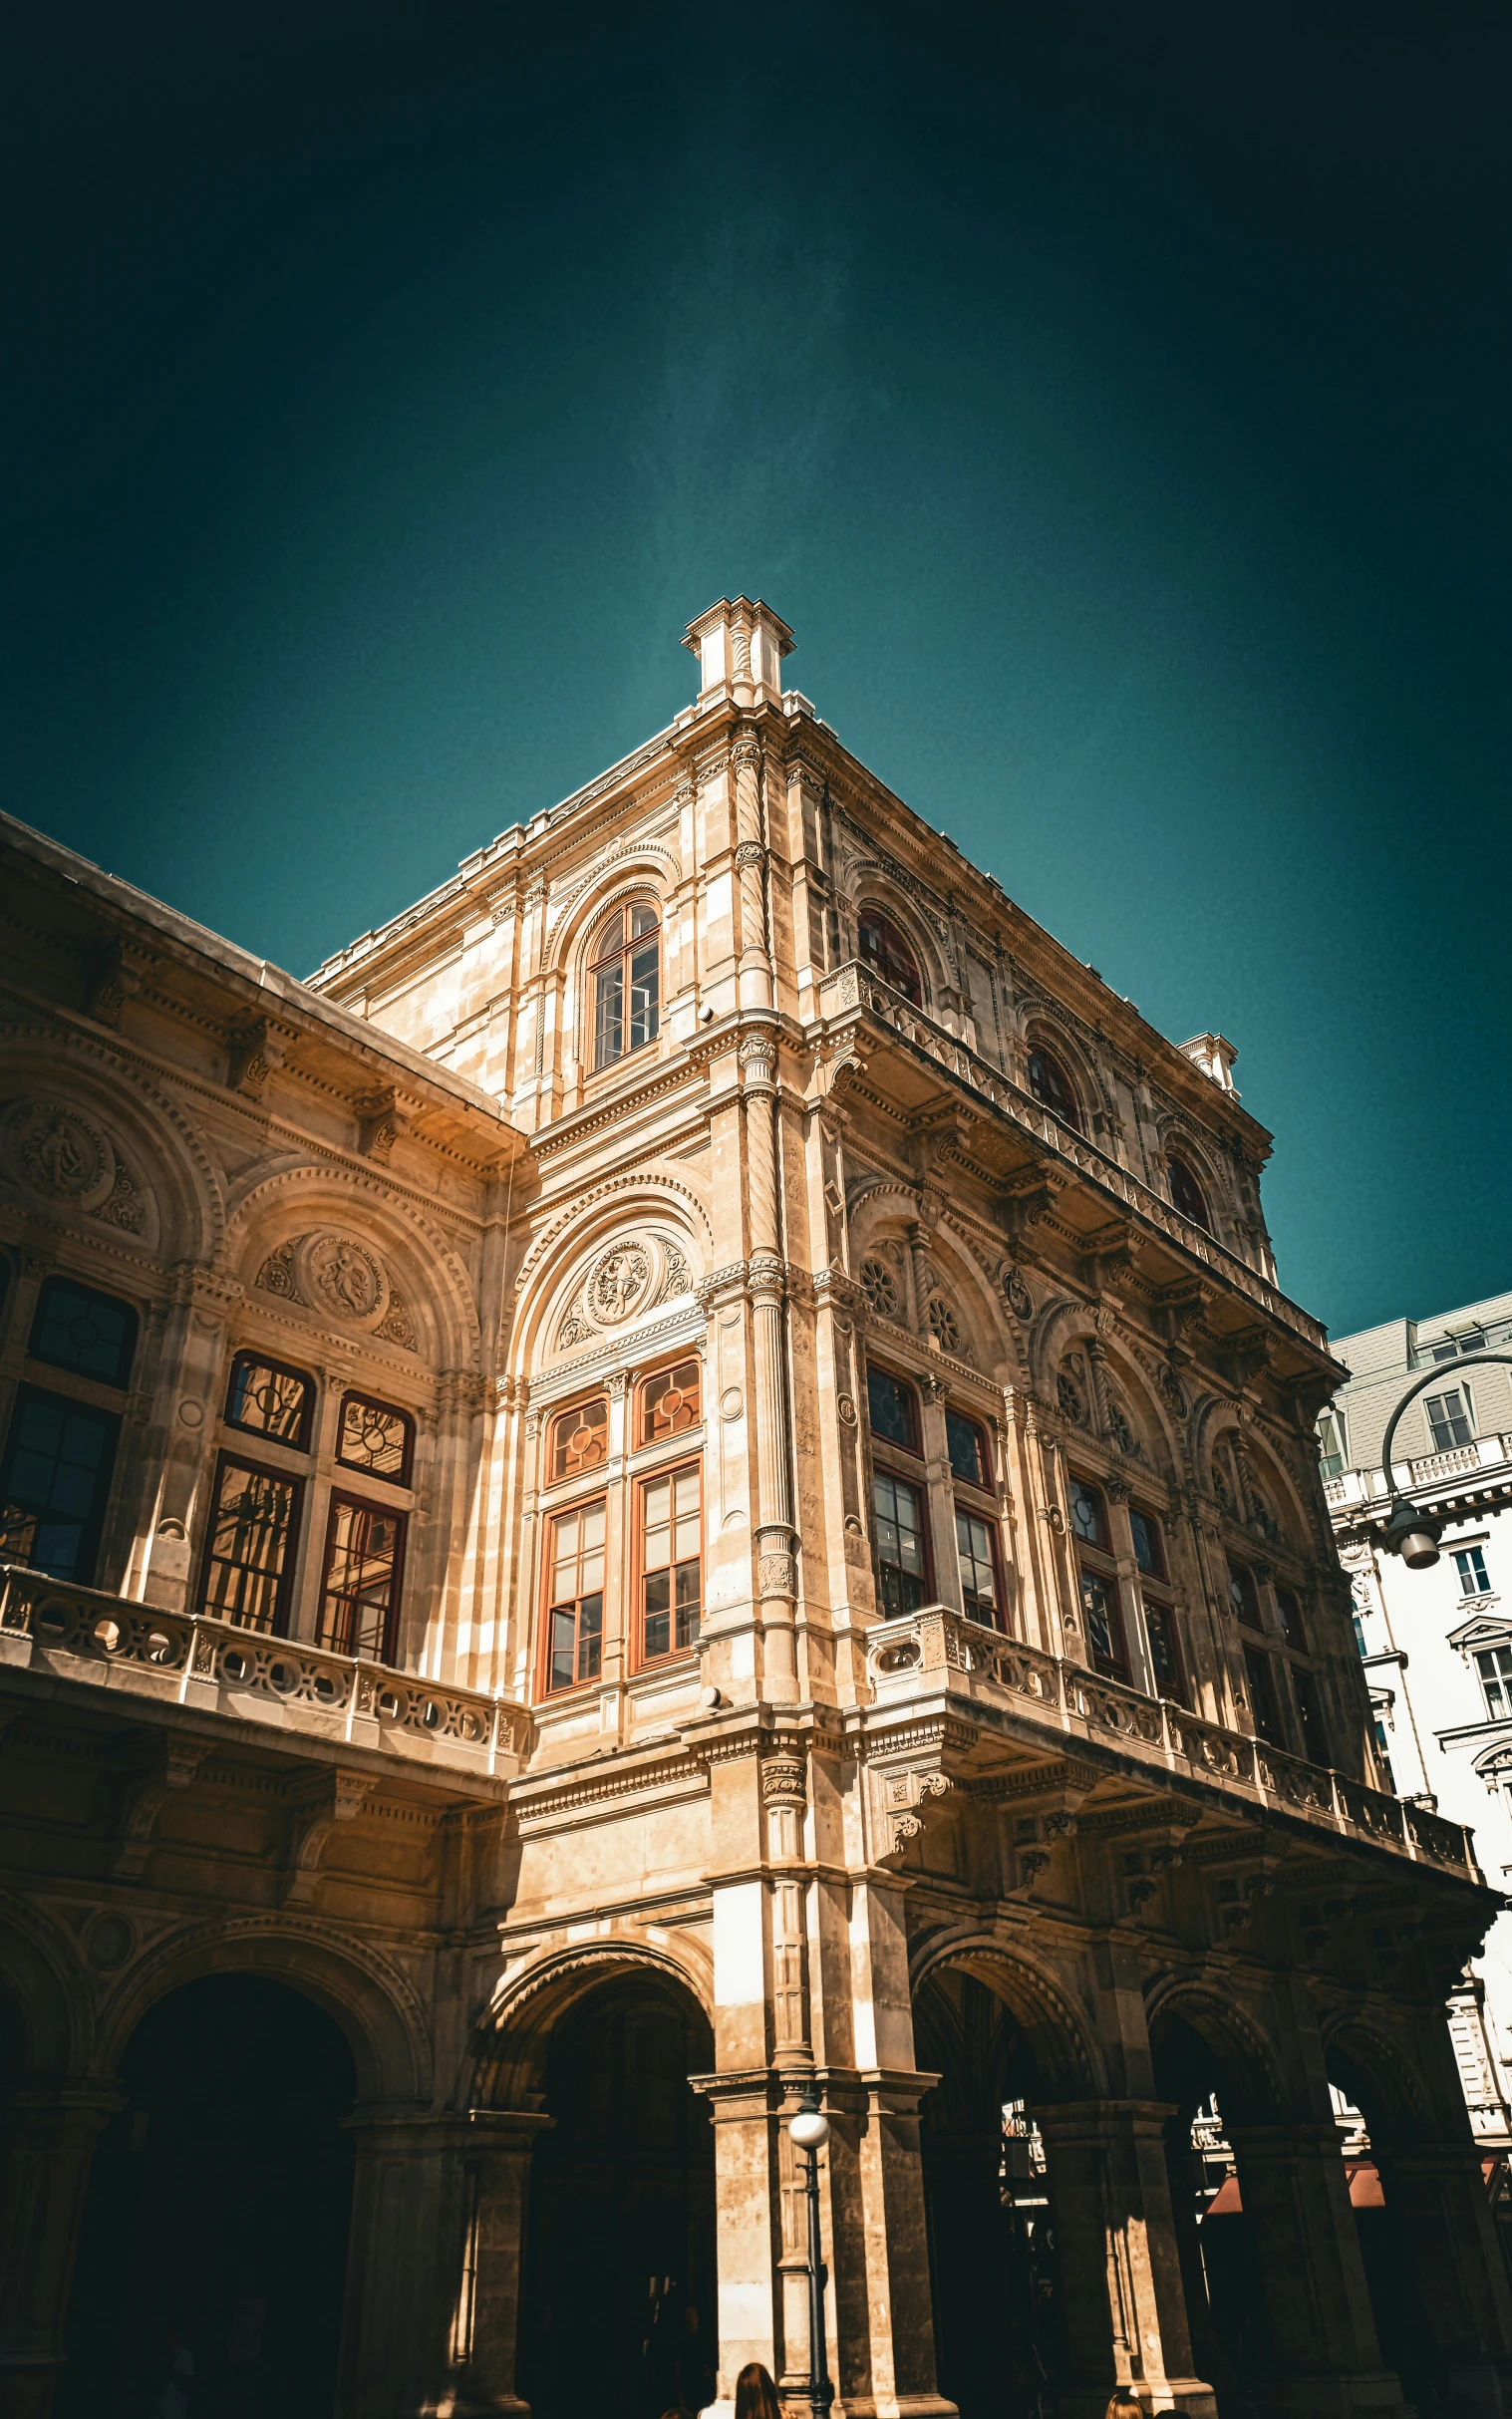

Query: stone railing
864 1603 1480 1877
814 962 1326 1354
1325 1434 1512 1514
0 1566 530 1782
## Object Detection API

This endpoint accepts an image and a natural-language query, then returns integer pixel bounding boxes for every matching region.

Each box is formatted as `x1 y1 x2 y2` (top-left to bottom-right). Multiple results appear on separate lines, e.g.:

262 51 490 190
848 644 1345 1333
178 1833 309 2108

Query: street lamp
788 2082 833 2419
1369 1352 1512 1570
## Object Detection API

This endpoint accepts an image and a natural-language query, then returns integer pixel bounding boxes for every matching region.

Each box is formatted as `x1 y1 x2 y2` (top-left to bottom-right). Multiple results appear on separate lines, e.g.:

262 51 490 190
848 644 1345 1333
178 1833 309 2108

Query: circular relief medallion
294 1231 391 1331
720 1385 745 1421
3 1098 116 1212
584 1238 655 1330
87 1912 135 1969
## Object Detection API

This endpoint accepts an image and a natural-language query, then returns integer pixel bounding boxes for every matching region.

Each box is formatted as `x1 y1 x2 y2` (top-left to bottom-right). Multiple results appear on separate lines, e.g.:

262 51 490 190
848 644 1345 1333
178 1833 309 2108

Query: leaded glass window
199 1457 301 1635
639 1359 701 1445
338 1393 413 1481
319 1496 405 1661
226 1354 314 1448
29 1278 137 1387
867 1366 920 1453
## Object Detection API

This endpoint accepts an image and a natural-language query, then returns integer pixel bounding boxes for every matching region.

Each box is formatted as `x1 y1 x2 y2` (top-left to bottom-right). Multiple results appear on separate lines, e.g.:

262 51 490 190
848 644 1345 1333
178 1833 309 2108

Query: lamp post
1370 1352 1512 1569
788 2082 833 2419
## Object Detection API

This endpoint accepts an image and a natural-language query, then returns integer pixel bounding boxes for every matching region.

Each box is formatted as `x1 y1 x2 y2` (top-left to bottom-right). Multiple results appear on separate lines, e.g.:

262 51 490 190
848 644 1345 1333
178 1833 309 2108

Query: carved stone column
731 730 773 1013
742 1037 797 1702
1372 2141 1512 2413
1225 2119 1409 2415
1035 2100 1218 2419
0 2079 119 2419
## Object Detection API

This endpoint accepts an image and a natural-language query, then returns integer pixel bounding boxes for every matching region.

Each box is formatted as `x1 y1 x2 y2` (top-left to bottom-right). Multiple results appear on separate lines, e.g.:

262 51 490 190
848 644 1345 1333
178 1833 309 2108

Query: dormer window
1026 1045 1082 1134
857 906 922 1007
1167 1155 1211 1232
591 899 660 1070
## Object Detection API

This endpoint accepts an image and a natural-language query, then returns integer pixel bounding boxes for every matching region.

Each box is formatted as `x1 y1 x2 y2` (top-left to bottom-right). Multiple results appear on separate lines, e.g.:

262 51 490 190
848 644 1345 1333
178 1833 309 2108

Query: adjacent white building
1325 1288 1512 2142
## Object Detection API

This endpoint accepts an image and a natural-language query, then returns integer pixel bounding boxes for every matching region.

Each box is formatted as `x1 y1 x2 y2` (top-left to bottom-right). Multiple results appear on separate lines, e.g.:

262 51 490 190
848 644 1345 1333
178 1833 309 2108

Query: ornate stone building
1 600 1509 2419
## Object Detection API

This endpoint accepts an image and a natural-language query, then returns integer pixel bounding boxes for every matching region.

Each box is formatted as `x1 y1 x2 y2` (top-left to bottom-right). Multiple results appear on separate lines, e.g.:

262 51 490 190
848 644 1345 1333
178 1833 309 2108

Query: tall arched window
1167 1155 1211 1231
591 899 660 1070
1026 1043 1083 1133
857 906 922 1006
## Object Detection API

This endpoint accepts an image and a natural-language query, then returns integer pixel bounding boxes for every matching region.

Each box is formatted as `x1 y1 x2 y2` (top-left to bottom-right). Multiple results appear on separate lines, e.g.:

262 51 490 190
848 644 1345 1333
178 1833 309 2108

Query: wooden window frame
1128 1504 1168 1584
633 1455 704 1670
316 1489 407 1663
1140 1594 1186 1706
0 1381 121 1587
1243 1643 1288 1749
1025 1042 1084 1135
635 1356 704 1452
546 1392 610 1488
1166 1156 1212 1232
945 1407 993 1492
1227 1560 1262 1628
336 1389 415 1485
872 1463 933 1618
196 1450 304 1638
866 1361 923 1458
953 1497 1008 1633
1067 1473 1111 1554
224 1350 316 1452
589 896 661 1073
538 1490 608 1697
28 1275 139 1391
857 904 923 1006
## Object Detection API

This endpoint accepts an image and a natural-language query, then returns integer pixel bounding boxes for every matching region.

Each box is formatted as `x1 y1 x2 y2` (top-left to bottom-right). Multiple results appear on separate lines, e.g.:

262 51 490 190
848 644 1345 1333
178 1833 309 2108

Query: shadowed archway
57 1974 356 2419
517 1966 716 2419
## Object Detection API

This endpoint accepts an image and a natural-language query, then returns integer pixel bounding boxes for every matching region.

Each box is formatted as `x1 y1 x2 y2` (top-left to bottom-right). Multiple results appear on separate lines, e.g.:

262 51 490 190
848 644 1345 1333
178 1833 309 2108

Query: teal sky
6 3 1508 1340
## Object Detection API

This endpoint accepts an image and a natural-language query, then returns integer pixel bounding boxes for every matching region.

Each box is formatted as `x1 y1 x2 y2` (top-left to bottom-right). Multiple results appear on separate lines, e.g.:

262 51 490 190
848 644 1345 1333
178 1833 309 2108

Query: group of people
709 2364 1147 2417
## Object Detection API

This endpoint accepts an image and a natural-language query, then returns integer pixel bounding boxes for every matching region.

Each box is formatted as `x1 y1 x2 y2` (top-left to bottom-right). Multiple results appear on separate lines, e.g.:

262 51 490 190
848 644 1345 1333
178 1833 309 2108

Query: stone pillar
742 1035 798 1705
1373 2142 1512 2416
0 2079 119 2419
1036 2100 1218 2419
731 730 773 1013
1226 2120 1409 2416
451 2113 552 2417
337 2106 546 2419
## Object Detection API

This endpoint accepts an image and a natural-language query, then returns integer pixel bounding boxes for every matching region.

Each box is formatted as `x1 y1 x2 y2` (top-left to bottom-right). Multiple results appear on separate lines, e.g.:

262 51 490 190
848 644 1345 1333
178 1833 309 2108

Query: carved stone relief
552 1232 695 1352
1 1097 149 1234
253 1230 418 1350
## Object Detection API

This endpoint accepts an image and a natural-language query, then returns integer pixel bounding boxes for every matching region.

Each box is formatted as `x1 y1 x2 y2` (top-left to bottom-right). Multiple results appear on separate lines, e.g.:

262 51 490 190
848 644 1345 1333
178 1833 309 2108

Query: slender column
732 730 773 1012
0 2080 119 2419
743 1035 798 1702
1226 2119 1408 2416
1373 2142 1512 2414
1035 2100 1218 2419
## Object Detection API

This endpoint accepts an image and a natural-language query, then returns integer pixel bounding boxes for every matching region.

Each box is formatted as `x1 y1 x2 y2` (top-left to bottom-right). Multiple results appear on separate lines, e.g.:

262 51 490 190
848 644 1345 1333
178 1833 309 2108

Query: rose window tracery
860 1258 900 1317
926 1296 960 1354
1057 1369 1088 1426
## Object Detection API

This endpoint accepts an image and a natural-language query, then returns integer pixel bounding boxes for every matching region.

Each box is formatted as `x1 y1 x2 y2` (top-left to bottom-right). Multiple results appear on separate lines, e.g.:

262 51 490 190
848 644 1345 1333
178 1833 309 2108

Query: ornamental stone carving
2 1097 148 1233
297 1232 389 1328
553 1233 696 1351
1001 1261 1034 1323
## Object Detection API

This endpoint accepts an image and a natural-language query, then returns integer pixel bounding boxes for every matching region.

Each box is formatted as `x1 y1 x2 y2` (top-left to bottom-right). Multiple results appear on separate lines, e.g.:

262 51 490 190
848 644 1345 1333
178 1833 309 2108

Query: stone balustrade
814 960 1327 1354
865 1601 1480 1877
0 1564 530 1781
1325 1432 1512 1511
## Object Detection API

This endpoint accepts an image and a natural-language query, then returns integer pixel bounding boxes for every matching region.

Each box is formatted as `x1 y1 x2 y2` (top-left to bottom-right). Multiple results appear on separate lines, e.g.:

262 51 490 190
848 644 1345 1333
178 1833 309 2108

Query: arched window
857 906 923 1006
549 1395 609 1483
1167 1155 1211 1231
1026 1044 1082 1133
30 1277 138 1388
591 899 660 1070
639 1358 702 1445
337 1392 415 1483
225 1352 315 1449
866 1365 921 1454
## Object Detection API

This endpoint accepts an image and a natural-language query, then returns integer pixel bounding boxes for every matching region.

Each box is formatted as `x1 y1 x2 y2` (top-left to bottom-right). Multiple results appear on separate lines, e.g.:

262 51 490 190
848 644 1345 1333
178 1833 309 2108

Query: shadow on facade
518 1969 716 2419
58 1975 355 2419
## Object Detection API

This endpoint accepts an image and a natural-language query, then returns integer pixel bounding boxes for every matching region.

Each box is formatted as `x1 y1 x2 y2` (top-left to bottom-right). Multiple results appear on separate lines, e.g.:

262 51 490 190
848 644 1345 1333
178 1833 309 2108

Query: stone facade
2 601 1510 2419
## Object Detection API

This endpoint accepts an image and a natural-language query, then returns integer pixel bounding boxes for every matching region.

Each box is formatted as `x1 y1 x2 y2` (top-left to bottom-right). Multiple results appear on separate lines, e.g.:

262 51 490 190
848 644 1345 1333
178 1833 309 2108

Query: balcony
0 1565 530 1791
862 1603 1480 1879
812 962 1326 1354
1324 1433 1512 1515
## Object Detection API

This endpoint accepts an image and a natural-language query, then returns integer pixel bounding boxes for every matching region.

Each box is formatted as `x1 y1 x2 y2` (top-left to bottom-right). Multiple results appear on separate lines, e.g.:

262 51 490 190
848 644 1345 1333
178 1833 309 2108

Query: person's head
1103 2394 1143 2419
734 2362 784 2419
